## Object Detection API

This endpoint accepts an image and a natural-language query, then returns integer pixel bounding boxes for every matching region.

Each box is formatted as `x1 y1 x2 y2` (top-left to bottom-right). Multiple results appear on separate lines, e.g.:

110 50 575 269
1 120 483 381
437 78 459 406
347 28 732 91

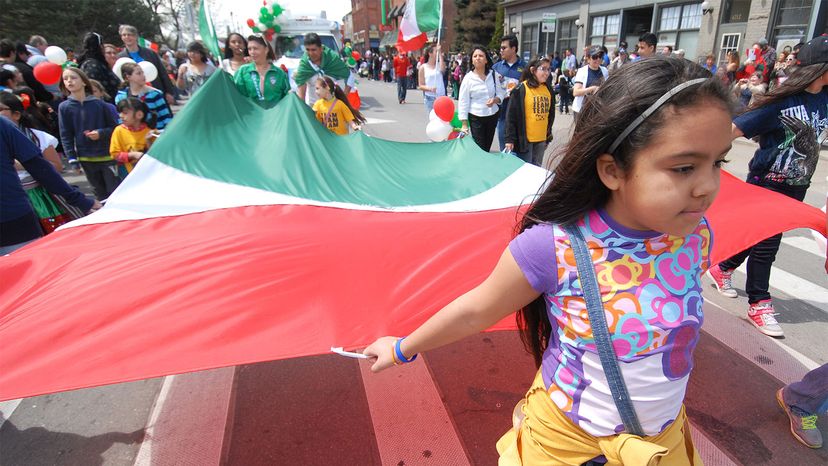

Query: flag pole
436 0 444 67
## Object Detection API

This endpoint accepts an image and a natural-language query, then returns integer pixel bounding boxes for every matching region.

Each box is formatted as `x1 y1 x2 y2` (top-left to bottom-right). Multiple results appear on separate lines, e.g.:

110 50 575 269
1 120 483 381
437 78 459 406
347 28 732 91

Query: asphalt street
1 78 826 466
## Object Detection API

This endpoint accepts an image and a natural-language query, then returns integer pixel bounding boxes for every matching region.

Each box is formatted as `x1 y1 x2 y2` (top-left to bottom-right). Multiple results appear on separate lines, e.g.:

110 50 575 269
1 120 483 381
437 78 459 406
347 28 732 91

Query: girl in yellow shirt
312 76 366 135
503 57 555 166
110 97 159 176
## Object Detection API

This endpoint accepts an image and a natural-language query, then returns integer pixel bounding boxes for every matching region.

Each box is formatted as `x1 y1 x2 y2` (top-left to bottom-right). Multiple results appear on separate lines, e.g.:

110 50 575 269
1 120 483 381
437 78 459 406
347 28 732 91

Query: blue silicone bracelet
394 337 418 363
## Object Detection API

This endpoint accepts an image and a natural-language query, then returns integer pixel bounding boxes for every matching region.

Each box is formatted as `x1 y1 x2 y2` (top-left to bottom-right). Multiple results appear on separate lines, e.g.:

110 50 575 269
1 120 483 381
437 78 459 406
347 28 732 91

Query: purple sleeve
509 224 558 294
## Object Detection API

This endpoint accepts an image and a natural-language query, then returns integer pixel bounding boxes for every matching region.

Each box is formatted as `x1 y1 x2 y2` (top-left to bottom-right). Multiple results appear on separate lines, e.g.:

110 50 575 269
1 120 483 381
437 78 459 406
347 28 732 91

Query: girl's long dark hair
117 96 158 129
469 45 493 75
317 76 366 124
516 57 736 366
224 33 248 60
749 62 828 110
77 32 106 66
520 57 550 88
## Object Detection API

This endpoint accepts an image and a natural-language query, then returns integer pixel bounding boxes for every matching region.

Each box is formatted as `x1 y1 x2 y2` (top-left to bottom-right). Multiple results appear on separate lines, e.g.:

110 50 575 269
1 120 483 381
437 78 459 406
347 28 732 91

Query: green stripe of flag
199 0 222 61
415 0 441 32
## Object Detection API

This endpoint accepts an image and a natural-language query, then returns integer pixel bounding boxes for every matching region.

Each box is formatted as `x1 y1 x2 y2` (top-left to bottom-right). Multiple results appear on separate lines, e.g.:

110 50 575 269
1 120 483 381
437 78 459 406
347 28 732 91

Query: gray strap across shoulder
563 223 645 437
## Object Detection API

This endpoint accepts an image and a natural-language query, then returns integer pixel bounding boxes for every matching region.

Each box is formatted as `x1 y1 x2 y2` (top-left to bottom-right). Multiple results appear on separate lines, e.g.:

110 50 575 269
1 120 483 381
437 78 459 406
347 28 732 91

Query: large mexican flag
0 72 824 402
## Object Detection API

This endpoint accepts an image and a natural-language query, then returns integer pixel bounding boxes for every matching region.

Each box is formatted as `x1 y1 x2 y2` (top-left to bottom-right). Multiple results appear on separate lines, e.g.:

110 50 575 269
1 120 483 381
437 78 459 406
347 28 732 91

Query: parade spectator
221 33 249 76
703 54 717 74
312 76 366 135
372 54 381 81
418 44 447 118
25 35 48 67
1 116 96 254
295 33 352 106
556 69 573 114
14 86 57 138
733 71 767 110
493 34 526 151
458 45 504 151
561 48 577 75
723 50 741 86
675 49 685 60
177 41 217 96
572 46 609 122
757 38 778 77
103 43 119 69
662 45 674 56
117 24 176 106
88 79 119 123
58 67 120 201
78 32 121 102
636 32 657 60
115 63 173 130
450 55 466 100
110 97 157 175
504 56 555 166
233 35 289 109
381 54 390 82
608 48 629 74
708 36 828 337
393 50 410 104
550 52 561 75
0 40 52 103
776 364 827 449
0 68 18 92
364 56 736 465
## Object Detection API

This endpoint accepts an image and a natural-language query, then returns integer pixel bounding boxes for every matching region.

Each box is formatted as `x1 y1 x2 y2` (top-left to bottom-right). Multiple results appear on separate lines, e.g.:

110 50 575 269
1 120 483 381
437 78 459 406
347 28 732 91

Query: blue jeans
397 77 407 102
783 364 828 415
424 94 436 119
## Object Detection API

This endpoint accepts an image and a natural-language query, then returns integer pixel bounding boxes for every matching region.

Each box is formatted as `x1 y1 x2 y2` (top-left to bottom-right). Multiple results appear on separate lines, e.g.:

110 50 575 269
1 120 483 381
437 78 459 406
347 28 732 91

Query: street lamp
701 1 714 15
575 19 584 29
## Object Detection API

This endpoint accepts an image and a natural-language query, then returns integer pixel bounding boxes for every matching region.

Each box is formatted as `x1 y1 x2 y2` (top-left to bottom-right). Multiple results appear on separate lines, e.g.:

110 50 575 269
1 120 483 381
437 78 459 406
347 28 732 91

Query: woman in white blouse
458 45 505 151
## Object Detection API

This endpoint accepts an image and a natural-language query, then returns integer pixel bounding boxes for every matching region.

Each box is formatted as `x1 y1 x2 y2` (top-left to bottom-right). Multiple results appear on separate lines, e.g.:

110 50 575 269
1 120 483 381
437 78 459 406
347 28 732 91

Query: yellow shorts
496 370 702 466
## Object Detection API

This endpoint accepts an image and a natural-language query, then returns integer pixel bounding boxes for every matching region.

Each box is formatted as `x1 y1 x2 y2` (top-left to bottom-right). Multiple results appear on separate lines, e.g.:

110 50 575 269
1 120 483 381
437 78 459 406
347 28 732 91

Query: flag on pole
198 0 222 61
138 36 159 52
397 0 441 52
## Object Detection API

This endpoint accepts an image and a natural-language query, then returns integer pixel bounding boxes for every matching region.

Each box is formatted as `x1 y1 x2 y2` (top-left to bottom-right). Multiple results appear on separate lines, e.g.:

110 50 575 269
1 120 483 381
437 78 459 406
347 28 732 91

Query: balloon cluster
426 96 463 142
33 46 77 86
342 44 360 67
112 57 159 84
247 1 285 42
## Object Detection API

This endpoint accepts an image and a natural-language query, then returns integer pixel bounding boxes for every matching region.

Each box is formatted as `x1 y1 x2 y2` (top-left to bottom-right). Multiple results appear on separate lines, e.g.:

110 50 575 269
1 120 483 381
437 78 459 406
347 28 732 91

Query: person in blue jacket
492 34 526 152
0 115 97 254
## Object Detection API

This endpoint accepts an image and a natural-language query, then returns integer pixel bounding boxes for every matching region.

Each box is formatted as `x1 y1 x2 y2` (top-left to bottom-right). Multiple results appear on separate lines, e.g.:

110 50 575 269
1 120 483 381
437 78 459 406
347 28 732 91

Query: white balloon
44 46 67 65
426 118 452 142
428 109 439 121
112 57 136 81
139 61 158 83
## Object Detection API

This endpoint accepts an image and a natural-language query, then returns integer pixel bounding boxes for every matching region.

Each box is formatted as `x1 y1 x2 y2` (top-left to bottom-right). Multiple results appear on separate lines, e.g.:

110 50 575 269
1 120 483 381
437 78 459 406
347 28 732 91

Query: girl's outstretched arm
363 247 540 372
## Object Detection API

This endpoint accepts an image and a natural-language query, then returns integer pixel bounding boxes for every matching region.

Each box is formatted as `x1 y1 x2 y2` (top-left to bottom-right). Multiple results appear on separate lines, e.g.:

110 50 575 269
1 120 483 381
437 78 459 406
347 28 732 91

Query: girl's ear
596 153 623 191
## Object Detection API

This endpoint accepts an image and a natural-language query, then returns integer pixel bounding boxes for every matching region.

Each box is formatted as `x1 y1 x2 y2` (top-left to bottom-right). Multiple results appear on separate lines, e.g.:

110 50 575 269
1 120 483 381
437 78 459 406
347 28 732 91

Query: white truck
273 14 344 95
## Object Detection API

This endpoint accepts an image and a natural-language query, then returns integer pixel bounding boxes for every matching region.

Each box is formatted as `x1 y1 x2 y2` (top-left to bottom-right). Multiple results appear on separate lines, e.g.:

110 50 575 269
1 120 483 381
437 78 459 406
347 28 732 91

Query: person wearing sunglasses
572 46 608 123
492 34 526 151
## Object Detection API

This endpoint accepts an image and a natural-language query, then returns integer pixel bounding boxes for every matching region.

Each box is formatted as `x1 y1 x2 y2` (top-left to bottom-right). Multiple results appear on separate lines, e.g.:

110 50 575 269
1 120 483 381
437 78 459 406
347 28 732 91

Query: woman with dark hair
458 45 504 151
78 32 121 102
221 33 249 76
504 57 555 166
417 43 446 117
177 41 217 95
233 35 289 108
364 56 736 463
708 36 828 338
103 43 119 69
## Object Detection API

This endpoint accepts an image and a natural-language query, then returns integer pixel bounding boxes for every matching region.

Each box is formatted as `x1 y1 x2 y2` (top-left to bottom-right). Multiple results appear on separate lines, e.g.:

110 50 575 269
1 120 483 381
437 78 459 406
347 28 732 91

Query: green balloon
273 24 281 33
347 57 356 66
260 6 268 15
272 4 283 16
252 26 261 33
450 111 461 129
344 47 352 55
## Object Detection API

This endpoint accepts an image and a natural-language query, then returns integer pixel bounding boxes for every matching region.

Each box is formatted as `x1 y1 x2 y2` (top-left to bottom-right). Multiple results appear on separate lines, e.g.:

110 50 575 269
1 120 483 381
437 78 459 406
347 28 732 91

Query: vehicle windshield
275 35 339 59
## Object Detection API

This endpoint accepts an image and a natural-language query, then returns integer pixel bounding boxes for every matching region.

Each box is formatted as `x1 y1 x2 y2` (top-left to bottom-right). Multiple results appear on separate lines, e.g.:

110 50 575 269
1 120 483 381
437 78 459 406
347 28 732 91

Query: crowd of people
2 21 827 462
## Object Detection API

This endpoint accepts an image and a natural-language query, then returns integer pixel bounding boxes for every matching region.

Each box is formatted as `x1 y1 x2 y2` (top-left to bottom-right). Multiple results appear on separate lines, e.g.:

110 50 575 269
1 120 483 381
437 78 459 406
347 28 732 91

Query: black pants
396 77 407 102
718 179 808 303
469 112 499 152
80 161 121 201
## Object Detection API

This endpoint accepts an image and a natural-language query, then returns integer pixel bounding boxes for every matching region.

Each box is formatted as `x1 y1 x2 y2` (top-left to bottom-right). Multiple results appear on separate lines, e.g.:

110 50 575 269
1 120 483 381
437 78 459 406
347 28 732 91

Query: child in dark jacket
58 67 120 200
557 70 573 114
504 57 556 167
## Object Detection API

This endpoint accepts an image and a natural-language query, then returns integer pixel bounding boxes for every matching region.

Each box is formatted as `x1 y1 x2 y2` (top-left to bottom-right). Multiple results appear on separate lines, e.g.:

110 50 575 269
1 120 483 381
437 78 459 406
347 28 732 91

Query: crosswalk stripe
731 262 828 305
0 399 21 430
781 235 823 257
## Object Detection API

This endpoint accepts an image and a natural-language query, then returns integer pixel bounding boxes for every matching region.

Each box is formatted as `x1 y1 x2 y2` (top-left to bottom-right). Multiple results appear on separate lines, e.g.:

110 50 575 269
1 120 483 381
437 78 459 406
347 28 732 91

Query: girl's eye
714 158 731 168
672 166 694 174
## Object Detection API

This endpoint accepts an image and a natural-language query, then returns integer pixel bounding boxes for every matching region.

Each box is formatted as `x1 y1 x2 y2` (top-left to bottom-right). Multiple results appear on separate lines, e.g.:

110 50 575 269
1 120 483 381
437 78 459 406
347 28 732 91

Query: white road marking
0 398 21 430
363 117 397 125
781 235 824 258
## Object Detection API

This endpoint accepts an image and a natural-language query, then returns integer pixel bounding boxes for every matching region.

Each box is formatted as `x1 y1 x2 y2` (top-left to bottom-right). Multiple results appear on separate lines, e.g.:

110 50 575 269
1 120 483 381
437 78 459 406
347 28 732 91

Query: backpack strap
563 223 645 437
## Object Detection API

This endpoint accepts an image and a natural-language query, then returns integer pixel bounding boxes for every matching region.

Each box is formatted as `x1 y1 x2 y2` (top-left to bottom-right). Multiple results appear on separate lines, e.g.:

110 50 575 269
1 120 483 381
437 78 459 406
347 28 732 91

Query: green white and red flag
0 73 824 402
397 0 441 52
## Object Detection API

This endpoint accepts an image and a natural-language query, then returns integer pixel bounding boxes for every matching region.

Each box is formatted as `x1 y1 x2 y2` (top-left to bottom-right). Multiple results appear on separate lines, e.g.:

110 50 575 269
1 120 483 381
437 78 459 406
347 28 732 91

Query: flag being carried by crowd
0 72 824 402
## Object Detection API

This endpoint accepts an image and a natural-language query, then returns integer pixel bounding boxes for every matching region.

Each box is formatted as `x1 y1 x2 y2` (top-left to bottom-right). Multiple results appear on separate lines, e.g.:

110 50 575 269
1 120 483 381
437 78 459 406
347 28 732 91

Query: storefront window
722 0 751 23
557 18 578 58
589 13 621 47
521 23 540 60
770 0 814 46
657 3 703 59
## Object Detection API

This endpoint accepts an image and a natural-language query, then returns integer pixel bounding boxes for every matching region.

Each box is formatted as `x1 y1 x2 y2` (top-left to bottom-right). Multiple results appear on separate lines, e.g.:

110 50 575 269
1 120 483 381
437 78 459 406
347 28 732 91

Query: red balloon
433 96 455 122
247 18 255 27
351 51 361 61
347 89 361 109
447 131 463 140
33 62 62 86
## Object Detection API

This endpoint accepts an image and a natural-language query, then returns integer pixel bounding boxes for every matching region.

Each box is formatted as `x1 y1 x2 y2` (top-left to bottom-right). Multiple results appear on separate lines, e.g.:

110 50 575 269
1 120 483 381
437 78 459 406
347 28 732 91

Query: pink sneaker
748 300 784 337
707 264 738 298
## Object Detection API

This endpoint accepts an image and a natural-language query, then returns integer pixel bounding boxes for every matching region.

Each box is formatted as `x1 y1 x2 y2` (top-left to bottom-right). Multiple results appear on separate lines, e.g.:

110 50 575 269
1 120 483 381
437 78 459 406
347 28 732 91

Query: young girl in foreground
110 97 158 176
312 76 366 135
364 57 736 464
